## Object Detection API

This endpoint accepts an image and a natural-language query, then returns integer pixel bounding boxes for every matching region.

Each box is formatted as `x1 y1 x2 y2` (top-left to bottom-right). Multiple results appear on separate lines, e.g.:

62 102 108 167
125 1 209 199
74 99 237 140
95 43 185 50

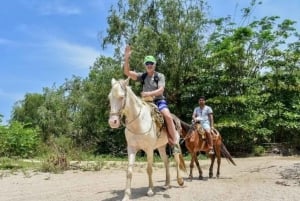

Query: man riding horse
123 45 180 153
192 96 215 155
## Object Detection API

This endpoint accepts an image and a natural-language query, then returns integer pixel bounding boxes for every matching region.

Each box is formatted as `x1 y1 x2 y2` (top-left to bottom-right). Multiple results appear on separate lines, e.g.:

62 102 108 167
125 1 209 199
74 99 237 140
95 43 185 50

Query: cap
144 55 156 64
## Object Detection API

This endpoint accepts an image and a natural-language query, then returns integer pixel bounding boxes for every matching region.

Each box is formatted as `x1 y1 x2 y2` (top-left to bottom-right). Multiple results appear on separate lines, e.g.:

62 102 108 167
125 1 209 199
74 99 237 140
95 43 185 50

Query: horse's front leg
188 152 195 181
123 146 137 201
145 149 154 196
194 152 203 180
157 146 170 189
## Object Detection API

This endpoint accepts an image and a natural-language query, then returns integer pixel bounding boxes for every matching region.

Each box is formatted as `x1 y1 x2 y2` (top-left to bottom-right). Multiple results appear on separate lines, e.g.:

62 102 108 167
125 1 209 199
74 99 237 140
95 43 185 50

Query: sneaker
208 149 215 155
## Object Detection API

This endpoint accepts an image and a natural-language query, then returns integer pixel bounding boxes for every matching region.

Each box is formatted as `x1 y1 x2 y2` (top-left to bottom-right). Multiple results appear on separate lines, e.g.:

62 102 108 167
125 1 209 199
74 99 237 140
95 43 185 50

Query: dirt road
0 156 299 201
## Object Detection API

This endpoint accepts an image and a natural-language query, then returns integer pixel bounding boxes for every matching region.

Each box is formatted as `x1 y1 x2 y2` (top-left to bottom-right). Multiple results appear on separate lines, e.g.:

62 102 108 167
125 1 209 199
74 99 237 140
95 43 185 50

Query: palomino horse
180 120 236 180
108 78 186 201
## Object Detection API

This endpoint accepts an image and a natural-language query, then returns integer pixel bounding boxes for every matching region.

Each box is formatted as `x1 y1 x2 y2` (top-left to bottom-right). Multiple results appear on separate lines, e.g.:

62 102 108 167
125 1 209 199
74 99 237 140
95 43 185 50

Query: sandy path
0 156 299 201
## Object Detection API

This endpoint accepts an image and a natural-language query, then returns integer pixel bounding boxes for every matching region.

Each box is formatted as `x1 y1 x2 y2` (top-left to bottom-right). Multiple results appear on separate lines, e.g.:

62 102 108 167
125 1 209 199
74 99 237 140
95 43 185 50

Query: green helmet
144 55 156 64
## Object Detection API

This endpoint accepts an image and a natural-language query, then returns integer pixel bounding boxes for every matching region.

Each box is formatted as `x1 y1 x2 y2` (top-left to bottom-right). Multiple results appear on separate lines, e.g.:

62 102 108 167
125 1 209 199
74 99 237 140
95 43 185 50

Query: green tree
12 93 44 127
102 0 210 116
75 56 124 154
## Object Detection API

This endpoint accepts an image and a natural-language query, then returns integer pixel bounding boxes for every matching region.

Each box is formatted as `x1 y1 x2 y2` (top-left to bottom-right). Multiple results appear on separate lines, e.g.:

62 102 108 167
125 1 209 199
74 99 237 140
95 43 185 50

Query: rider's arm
123 45 138 80
209 113 214 128
141 86 164 97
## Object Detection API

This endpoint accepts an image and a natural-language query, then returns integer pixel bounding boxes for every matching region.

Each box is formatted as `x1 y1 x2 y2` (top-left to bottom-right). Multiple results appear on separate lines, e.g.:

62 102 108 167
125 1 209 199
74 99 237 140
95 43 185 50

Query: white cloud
8 24 112 70
45 39 101 69
22 0 81 16
38 3 81 15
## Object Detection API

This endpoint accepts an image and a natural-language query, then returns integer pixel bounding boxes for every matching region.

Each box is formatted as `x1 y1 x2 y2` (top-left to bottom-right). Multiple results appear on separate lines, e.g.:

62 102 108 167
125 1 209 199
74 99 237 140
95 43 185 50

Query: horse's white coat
108 78 184 201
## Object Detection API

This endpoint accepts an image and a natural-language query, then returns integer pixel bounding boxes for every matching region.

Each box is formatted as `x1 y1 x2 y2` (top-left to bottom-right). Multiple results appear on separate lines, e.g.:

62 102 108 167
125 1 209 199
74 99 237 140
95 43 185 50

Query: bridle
109 80 143 128
109 80 154 135
109 81 127 123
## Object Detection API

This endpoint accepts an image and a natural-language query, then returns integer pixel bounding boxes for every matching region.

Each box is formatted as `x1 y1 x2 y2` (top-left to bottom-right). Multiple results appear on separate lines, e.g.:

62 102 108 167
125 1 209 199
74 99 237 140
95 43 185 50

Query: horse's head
108 78 129 128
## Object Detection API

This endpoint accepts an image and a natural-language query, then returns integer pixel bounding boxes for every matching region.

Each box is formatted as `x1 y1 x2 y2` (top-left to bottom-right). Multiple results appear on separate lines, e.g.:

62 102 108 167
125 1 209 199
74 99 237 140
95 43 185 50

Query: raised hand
124 45 131 59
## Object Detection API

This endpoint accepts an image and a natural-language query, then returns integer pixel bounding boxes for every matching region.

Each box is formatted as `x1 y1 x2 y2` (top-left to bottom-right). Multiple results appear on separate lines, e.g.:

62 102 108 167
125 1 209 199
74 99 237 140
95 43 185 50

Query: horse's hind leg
214 136 222 178
209 154 216 178
173 151 185 186
216 147 221 178
158 146 170 189
172 142 186 186
123 146 137 201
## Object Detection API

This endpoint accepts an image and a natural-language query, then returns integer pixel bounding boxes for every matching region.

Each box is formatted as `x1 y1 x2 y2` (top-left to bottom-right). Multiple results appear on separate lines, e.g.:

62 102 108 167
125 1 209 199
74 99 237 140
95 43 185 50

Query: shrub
0 121 40 158
253 145 265 156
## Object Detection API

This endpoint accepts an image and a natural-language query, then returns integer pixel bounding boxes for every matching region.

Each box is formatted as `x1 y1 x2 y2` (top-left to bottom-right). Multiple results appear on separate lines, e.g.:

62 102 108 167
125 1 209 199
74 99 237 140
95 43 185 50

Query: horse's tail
173 143 187 172
221 143 236 166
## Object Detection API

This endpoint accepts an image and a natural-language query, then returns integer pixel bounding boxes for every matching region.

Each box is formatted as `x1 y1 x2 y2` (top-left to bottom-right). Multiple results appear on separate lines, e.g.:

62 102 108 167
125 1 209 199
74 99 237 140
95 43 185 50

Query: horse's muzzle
108 115 121 128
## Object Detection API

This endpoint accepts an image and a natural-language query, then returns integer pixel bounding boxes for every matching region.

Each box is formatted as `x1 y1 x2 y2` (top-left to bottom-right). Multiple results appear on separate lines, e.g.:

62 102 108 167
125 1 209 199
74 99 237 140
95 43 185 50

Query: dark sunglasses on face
145 61 154 66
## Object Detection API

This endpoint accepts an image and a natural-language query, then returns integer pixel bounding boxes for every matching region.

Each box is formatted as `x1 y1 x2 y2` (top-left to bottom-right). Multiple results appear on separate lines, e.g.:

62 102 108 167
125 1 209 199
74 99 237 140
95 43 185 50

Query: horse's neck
124 87 144 119
181 122 191 137
124 87 154 135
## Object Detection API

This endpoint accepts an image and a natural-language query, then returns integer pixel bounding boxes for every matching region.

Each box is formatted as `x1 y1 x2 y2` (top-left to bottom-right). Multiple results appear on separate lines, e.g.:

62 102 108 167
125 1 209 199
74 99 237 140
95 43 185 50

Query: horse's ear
111 78 117 85
124 77 130 86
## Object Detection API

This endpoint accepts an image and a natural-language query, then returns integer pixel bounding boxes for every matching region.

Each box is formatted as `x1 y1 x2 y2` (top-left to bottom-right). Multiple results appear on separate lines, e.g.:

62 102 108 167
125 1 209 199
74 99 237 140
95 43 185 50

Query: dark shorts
155 99 168 112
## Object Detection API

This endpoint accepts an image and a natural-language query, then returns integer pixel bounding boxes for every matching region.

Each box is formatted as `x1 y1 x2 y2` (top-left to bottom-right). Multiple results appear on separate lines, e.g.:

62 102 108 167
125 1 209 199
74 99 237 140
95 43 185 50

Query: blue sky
1 0 299 125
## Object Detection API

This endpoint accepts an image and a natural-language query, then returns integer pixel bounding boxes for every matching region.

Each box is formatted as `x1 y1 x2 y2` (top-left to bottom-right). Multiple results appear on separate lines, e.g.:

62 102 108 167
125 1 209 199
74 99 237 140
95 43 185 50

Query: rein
180 124 196 141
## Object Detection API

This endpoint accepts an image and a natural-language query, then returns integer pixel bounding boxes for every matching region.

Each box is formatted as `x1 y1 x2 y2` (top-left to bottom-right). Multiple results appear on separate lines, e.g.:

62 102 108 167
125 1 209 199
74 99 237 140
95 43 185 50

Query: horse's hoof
188 175 193 181
122 196 130 201
177 178 184 186
147 189 154 197
162 185 171 190
199 175 203 180
122 191 130 201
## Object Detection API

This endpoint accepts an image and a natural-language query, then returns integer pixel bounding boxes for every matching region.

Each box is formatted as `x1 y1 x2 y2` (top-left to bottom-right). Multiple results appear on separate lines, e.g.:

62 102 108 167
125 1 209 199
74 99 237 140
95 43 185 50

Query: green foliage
252 145 265 156
74 56 123 149
7 0 300 156
0 122 40 158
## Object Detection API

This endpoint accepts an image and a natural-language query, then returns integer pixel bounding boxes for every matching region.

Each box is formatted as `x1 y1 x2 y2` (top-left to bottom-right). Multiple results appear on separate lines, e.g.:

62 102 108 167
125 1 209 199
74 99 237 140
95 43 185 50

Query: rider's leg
161 108 177 146
155 100 180 154
204 128 214 155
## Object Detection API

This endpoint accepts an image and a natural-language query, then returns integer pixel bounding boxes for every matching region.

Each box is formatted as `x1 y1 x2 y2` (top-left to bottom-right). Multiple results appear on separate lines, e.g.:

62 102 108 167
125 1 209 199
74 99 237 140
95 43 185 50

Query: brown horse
180 120 236 180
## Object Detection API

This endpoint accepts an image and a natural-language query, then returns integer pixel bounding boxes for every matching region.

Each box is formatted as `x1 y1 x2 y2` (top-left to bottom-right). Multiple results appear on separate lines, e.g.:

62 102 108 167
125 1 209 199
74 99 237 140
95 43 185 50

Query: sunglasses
145 62 154 66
